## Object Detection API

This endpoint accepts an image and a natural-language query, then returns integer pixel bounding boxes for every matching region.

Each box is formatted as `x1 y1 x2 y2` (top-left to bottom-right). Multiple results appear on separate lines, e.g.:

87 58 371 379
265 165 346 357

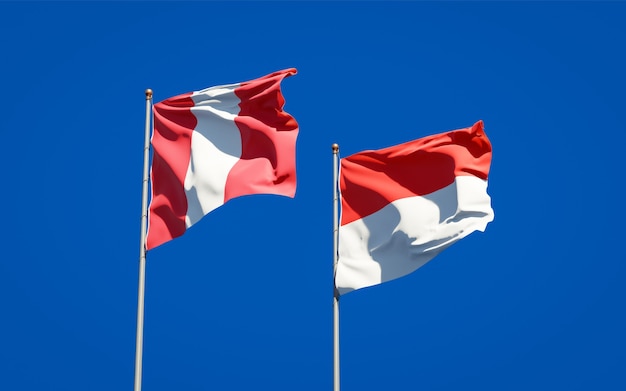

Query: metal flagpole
134 88 153 391
332 143 340 391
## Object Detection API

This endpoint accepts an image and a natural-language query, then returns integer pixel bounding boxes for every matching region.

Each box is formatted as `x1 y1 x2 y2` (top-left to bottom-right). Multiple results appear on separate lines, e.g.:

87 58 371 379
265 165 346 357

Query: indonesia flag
146 69 299 250
336 121 494 295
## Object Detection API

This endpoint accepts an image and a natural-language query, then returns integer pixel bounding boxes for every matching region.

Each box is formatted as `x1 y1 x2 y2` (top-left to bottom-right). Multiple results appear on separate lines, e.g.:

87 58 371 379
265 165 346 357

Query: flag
336 120 494 295
146 69 299 250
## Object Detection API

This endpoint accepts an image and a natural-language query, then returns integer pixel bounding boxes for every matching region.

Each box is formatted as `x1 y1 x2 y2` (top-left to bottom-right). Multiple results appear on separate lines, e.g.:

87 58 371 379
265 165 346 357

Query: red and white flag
146 69 299 250
336 121 494 295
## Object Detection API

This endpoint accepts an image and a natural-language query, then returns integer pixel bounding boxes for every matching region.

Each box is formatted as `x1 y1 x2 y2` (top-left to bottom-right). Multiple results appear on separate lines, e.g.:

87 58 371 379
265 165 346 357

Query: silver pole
332 143 340 391
134 88 153 391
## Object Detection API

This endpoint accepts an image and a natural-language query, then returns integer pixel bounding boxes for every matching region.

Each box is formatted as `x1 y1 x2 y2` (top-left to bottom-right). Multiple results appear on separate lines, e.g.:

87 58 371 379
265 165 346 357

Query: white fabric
336 176 494 295
184 84 243 227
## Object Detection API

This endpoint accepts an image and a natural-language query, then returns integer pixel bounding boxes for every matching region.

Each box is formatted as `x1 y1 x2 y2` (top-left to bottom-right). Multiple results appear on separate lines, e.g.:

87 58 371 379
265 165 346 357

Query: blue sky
1 1 625 390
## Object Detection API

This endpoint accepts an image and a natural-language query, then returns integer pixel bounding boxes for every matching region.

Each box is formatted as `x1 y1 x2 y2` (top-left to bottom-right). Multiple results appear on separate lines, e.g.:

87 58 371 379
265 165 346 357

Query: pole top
332 143 339 153
145 89 153 99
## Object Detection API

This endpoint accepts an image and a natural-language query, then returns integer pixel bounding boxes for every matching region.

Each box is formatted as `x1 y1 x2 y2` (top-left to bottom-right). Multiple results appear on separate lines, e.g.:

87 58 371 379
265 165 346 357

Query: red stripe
339 121 492 226
146 92 196 250
225 69 299 201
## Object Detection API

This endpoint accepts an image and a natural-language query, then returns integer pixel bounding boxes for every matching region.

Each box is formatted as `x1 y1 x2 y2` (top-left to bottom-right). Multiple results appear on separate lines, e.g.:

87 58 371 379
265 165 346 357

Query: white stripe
184 84 243 227
336 176 494 294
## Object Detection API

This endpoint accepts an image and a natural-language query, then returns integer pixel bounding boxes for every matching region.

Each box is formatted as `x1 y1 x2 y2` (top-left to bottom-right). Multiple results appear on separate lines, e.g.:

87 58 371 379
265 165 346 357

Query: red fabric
340 121 492 226
146 93 195 250
227 68 299 201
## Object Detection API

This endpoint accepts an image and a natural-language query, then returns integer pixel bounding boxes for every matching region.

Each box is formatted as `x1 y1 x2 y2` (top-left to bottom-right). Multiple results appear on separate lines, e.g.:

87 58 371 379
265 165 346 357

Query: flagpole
332 143 340 391
134 88 152 391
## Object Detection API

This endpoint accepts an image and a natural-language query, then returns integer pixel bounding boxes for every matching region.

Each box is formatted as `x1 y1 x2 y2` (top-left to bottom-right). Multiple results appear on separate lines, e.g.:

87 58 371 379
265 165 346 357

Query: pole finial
145 89 153 100
332 143 339 154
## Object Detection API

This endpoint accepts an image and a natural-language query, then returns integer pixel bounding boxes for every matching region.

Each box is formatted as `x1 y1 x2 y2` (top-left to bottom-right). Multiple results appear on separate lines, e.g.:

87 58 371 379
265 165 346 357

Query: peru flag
336 121 494 295
146 69 299 250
